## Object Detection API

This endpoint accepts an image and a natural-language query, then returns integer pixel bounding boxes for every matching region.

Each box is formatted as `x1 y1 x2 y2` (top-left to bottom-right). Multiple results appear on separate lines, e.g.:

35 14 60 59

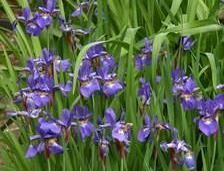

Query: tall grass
0 0 224 170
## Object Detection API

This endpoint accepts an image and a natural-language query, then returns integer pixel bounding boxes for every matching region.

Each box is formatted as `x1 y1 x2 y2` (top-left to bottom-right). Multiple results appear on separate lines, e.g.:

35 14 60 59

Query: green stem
47 28 50 50
47 159 51 171
121 159 124 171
210 141 216 171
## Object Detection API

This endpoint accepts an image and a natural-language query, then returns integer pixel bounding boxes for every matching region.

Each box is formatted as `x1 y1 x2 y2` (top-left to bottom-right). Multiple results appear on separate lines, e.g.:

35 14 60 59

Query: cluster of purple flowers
14 0 59 36
13 0 97 36
160 139 195 170
25 105 94 158
9 48 71 118
10 1 199 167
78 44 124 98
136 75 195 170
95 108 132 160
137 114 195 170
171 69 224 137
25 105 133 159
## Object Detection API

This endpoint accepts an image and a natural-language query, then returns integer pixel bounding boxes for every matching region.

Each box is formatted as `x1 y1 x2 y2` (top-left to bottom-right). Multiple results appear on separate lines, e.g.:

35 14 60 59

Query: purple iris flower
94 126 110 161
57 109 74 128
71 1 97 17
86 44 107 60
182 36 194 51
172 69 200 110
138 115 172 142
97 64 123 97
85 44 107 68
56 109 76 141
72 105 94 140
111 117 132 158
105 108 132 143
23 92 50 111
138 78 151 106
16 8 43 36
195 96 224 136
102 75 123 96
160 139 195 170
26 49 55 79
26 117 63 158
135 38 152 70
37 0 59 28
105 108 132 157
137 115 151 142
39 48 55 65
180 77 200 110
27 75 54 92
78 60 101 98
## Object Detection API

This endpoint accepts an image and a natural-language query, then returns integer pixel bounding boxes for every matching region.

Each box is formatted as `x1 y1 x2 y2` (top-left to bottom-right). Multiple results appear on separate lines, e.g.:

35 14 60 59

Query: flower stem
121 159 124 171
47 159 51 171
210 141 216 171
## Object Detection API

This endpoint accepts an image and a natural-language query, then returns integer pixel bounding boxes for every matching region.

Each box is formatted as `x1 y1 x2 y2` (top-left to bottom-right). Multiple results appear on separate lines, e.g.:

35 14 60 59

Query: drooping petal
102 79 123 96
80 78 101 98
59 81 72 96
79 122 94 140
26 22 42 36
55 59 70 72
71 8 82 16
183 153 196 170
25 144 38 158
137 127 150 142
198 117 218 136
48 142 64 154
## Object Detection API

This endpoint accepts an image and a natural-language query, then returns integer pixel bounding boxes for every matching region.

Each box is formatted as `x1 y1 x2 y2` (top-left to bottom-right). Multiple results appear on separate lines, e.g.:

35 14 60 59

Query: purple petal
26 22 42 36
58 109 72 127
181 96 198 111
59 81 72 96
80 122 94 140
80 78 101 98
198 118 218 136
183 153 196 170
46 0 56 12
55 59 70 72
48 142 64 154
25 145 38 158
137 127 150 142
23 7 31 21
102 80 123 96
214 94 224 110
73 105 92 119
105 108 116 126
112 123 129 142
182 36 194 50
71 8 82 17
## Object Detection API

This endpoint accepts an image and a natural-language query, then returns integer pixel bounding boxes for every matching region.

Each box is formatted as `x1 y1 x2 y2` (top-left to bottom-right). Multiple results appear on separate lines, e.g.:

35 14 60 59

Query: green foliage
0 0 224 171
